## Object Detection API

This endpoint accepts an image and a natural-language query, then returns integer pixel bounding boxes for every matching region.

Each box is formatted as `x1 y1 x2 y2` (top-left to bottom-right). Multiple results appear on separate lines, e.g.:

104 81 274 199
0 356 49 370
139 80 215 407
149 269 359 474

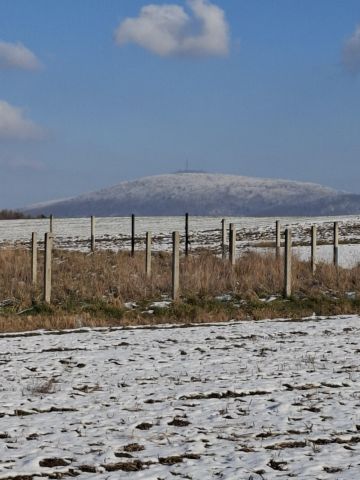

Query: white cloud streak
342 25 360 74
0 100 44 141
115 0 229 57
0 40 41 70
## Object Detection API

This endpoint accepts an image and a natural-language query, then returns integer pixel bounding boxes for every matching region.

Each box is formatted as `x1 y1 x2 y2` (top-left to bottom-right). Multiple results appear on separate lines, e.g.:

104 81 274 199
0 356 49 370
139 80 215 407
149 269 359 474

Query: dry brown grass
1 246 360 304
0 246 360 332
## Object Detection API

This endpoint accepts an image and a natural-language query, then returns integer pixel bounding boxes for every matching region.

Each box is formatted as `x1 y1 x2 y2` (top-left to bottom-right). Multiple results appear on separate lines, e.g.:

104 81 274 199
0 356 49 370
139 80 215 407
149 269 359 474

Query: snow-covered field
3 215 360 247
1 316 360 479
2 215 360 267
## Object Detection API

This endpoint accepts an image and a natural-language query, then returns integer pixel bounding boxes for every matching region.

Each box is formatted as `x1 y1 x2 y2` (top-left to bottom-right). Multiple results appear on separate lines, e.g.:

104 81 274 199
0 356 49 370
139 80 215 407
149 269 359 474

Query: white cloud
0 100 44 141
0 40 41 70
342 25 360 74
115 0 229 57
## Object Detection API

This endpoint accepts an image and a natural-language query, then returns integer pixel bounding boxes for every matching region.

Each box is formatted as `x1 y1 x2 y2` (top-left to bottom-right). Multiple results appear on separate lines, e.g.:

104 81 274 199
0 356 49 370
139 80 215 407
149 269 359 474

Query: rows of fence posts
27 214 342 304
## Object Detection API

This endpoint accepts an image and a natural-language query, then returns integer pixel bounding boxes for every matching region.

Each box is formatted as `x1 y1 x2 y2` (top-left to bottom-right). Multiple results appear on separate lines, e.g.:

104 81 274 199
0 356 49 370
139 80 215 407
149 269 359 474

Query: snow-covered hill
23 172 360 217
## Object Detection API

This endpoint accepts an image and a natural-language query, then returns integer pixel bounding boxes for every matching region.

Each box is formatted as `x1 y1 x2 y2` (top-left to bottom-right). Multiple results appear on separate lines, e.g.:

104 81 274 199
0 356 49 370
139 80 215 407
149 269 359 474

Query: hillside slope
23 173 360 217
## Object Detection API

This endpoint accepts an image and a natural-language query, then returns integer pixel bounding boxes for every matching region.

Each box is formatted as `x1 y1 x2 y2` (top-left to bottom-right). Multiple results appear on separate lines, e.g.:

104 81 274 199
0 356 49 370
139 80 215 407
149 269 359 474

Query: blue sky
1 0 360 208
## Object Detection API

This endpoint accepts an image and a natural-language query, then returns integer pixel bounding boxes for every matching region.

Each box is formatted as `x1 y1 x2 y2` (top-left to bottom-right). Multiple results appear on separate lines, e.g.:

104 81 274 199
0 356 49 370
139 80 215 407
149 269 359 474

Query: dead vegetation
24 377 58 396
0 247 360 332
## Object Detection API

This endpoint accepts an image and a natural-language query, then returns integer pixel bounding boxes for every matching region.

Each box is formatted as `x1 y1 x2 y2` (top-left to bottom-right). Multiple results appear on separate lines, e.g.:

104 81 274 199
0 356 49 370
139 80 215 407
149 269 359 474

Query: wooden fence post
44 232 53 304
221 219 226 260
145 231 152 278
276 220 281 258
229 223 236 266
172 231 180 300
284 228 292 298
131 214 135 257
31 232 37 286
311 225 317 274
91 215 95 252
333 221 339 267
185 213 189 256
49 214 53 234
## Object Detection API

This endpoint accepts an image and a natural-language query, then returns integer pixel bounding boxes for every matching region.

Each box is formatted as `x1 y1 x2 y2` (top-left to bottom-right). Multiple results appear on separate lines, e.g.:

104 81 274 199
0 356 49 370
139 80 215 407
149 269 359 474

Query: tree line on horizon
0 209 46 220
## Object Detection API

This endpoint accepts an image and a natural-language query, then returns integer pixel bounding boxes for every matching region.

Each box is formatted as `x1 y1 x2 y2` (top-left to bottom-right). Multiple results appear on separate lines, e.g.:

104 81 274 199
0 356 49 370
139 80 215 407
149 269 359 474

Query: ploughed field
1 316 360 479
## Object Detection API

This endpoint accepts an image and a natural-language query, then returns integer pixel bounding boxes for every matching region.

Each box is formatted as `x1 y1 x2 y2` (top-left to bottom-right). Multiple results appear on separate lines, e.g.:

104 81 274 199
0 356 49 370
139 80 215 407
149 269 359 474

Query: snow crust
1 316 360 478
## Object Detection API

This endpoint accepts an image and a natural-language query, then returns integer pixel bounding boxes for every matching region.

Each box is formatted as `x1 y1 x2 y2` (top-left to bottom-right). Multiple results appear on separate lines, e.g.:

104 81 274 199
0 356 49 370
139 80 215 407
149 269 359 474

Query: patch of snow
215 294 232 302
124 302 137 309
150 301 171 309
259 295 279 302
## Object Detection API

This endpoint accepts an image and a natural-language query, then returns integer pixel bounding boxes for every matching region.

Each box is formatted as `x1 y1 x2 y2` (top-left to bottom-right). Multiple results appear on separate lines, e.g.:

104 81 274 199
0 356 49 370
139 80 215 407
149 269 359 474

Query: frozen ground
1 316 360 479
